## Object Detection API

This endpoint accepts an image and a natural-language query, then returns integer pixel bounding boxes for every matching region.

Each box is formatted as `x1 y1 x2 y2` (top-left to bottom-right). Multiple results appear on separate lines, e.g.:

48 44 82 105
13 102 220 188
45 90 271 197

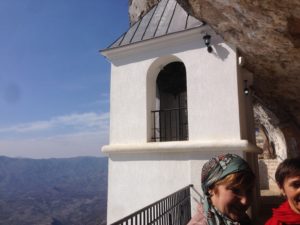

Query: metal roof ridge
102 0 204 51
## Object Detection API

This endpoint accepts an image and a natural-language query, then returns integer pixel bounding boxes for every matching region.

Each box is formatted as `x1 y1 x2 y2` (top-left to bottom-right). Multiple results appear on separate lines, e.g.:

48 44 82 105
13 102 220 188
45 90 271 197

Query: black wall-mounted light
244 80 249 95
203 34 213 53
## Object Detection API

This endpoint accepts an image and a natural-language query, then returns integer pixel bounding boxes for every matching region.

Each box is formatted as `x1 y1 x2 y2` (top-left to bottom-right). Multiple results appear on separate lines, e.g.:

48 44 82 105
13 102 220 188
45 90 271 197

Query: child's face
281 175 300 214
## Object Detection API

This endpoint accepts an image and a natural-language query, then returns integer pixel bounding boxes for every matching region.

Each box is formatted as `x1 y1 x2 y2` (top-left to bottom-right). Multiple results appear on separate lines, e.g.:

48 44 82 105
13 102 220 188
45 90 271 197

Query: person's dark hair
275 157 300 188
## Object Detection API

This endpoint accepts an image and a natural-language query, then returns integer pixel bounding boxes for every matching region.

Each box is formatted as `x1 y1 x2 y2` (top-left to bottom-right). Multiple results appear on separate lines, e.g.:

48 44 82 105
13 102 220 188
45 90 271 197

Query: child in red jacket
265 157 300 225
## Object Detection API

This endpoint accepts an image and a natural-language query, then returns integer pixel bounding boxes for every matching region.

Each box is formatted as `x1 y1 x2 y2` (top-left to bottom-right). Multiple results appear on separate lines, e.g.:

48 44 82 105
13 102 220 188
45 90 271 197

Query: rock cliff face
128 0 300 153
176 0 300 125
129 0 160 25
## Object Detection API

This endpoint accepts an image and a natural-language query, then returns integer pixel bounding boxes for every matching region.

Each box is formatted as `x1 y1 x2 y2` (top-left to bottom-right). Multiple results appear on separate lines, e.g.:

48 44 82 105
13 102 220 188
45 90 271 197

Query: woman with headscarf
187 153 255 225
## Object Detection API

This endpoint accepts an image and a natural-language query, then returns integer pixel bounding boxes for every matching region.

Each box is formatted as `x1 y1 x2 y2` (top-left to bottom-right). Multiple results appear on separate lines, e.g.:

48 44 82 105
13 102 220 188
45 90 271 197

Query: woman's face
210 183 252 221
280 175 300 214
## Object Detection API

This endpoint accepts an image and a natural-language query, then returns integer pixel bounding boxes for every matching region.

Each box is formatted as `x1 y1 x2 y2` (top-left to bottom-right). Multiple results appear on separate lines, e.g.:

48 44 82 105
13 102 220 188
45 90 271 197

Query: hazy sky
0 0 129 158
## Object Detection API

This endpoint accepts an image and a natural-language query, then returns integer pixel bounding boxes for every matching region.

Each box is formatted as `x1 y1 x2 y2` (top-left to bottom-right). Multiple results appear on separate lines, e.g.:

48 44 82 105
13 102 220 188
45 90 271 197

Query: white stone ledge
101 140 262 154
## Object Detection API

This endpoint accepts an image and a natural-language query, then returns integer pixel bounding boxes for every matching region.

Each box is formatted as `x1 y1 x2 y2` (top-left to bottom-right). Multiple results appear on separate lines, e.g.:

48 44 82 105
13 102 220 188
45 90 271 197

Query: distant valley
0 156 108 225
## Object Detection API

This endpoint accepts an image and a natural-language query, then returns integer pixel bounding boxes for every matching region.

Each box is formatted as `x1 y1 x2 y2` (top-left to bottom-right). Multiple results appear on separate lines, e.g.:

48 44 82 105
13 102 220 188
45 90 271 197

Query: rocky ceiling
129 0 300 128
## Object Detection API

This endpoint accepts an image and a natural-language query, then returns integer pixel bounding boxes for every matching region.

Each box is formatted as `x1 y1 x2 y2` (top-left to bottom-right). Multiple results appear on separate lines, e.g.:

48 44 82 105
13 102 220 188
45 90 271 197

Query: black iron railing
151 107 188 142
111 185 193 225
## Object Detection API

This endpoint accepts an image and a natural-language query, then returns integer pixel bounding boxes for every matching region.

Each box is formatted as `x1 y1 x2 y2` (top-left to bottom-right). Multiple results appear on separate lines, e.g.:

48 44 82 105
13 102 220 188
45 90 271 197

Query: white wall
107 152 190 224
103 27 260 224
183 40 240 140
109 27 241 145
110 60 151 144
106 150 245 224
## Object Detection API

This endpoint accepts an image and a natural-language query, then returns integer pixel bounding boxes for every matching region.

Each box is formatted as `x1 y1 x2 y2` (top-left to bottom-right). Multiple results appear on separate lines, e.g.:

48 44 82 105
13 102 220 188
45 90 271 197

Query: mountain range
0 156 108 225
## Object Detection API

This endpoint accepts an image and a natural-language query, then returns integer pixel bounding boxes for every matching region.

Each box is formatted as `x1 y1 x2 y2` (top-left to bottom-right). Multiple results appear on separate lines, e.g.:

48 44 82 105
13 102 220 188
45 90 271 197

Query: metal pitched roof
105 0 204 50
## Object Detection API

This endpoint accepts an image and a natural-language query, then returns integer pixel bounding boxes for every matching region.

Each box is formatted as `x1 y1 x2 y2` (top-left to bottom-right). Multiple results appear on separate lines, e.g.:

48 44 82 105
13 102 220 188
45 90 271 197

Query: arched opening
254 103 287 193
151 61 188 142
256 125 276 160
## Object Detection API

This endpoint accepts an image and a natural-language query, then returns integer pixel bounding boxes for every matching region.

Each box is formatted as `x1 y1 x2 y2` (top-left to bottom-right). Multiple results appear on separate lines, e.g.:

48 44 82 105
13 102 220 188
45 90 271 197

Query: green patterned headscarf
201 153 253 195
201 153 254 225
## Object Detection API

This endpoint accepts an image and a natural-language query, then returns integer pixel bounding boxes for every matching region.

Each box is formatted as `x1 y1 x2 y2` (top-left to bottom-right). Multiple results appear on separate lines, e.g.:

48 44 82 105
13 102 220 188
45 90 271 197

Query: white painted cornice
101 140 262 155
100 26 214 64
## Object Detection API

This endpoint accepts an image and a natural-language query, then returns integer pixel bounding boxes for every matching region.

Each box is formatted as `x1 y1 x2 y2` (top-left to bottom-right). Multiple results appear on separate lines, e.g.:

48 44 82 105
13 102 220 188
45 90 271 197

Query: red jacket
265 201 300 225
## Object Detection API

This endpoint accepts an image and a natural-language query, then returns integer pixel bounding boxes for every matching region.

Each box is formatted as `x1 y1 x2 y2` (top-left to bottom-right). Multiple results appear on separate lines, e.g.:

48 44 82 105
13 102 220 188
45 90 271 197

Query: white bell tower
101 0 261 223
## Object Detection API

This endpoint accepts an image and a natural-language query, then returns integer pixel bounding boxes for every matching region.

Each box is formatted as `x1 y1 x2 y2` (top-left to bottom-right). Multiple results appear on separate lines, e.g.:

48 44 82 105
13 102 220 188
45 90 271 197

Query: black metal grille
151 107 188 142
111 185 193 225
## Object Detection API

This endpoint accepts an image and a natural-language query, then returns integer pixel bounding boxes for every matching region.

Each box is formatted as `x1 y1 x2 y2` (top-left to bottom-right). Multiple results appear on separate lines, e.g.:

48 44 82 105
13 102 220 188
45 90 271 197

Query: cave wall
127 0 300 192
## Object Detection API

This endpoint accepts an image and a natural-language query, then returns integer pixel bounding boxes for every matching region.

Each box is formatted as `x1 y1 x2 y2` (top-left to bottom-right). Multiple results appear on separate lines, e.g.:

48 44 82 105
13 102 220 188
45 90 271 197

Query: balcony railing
111 185 193 225
151 107 188 142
